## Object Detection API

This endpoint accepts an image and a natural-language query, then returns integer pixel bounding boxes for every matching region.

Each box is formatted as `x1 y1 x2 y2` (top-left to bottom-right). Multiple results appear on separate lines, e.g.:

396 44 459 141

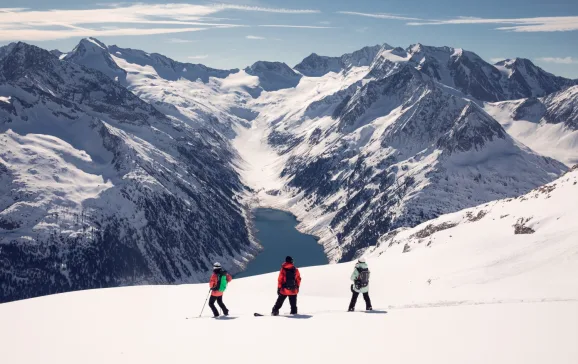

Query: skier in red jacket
272 256 301 316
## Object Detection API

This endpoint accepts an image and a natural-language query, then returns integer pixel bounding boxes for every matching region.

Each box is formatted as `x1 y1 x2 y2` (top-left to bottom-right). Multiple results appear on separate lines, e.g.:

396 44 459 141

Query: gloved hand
277 288 281 295
350 284 354 293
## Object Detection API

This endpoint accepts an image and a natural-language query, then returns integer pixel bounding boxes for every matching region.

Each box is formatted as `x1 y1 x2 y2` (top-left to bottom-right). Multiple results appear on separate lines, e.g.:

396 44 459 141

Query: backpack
216 272 228 292
282 267 297 290
355 267 370 289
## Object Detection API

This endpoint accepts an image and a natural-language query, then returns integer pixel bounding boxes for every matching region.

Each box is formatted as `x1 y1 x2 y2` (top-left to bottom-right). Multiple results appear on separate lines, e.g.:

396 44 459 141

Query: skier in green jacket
348 258 373 311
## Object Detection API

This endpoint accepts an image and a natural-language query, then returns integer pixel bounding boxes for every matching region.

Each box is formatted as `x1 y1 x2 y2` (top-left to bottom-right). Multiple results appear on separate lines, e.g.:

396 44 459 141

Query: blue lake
236 208 328 278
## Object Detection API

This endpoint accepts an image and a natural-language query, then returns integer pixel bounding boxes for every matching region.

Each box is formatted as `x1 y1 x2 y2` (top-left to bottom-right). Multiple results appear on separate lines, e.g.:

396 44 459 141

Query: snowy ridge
406 44 577 102
1 168 577 363
108 44 237 83
485 85 578 166
295 44 390 77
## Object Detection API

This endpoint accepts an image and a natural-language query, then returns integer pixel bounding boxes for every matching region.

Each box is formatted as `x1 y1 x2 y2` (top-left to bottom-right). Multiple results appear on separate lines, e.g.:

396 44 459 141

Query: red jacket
209 271 232 297
277 262 301 296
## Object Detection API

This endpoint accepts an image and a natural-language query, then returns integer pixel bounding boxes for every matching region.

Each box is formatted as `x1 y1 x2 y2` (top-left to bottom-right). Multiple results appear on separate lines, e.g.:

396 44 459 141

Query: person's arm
209 274 217 289
226 273 232 283
351 268 358 282
296 268 302 288
277 268 285 289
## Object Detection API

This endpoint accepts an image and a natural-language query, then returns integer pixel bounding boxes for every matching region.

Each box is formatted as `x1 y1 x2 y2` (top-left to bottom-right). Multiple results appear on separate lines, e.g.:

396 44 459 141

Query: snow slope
1 168 577 364
485 86 578 166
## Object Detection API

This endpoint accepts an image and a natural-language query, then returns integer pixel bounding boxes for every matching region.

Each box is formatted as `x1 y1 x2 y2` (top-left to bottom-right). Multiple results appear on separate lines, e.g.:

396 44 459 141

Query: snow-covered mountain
1 167 576 364
63 38 127 83
485 85 578 166
409 44 577 101
108 43 237 83
296 43 576 102
245 61 302 92
1 37 575 303
0 42 256 303
493 57 577 99
295 44 387 77
246 58 566 261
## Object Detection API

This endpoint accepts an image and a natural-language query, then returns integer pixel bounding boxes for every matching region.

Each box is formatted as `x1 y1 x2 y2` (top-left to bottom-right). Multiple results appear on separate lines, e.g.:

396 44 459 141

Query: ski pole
199 289 211 317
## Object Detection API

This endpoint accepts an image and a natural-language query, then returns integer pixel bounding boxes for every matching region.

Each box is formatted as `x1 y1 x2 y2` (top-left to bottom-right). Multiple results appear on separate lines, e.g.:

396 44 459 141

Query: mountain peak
79 37 107 50
245 60 301 92
64 37 126 83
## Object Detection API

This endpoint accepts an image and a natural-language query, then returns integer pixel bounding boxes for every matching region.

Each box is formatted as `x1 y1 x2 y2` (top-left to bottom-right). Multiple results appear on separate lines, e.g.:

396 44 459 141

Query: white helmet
213 262 222 269
357 257 366 264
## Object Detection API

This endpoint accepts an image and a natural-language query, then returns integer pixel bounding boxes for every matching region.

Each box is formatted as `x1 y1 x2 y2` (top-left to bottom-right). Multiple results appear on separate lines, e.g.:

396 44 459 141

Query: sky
0 0 577 78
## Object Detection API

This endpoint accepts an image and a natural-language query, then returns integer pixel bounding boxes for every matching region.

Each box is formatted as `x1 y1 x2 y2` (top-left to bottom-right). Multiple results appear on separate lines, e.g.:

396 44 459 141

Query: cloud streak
258 25 334 29
490 57 506 64
0 4 319 41
188 55 208 60
167 38 196 43
406 16 578 32
246 35 266 40
338 10 578 32
213 4 320 14
337 11 421 21
537 57 578 64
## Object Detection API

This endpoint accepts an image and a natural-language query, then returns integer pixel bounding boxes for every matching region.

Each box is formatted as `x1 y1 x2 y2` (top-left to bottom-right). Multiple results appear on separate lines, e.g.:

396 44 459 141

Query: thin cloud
490 57 505 64
188 55 208 60
319 21 331 25
246 35 266 40
0 3 318 41
213 4 320 14
537 57 578 64
167 38 196 43
0 8 28 12
338 11 421 21
258 25 334 29
0 27 209 41
407 16 578 32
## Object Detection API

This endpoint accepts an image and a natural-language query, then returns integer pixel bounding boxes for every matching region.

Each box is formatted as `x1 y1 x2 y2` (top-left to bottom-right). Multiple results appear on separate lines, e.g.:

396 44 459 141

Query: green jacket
350 262 370 293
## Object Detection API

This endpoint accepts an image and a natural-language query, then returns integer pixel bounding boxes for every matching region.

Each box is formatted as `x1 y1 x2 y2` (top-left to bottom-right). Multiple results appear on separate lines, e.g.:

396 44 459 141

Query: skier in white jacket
348 258 372 311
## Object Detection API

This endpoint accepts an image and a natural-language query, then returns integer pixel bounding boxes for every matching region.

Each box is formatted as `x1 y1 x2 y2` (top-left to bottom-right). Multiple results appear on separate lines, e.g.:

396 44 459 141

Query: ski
254 312 312 318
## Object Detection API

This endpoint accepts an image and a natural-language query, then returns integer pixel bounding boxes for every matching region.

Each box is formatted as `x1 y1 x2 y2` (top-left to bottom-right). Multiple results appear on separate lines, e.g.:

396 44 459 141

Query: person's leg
349 291 359 311
217 296 229 315
289 295 298 314
362 292 372 310
208 296 220 317
272 294 287 315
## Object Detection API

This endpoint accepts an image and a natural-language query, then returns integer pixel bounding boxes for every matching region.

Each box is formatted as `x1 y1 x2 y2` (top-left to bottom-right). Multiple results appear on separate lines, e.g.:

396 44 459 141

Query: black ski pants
273 294 298 314
209 295 228 316
349 290 372 310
